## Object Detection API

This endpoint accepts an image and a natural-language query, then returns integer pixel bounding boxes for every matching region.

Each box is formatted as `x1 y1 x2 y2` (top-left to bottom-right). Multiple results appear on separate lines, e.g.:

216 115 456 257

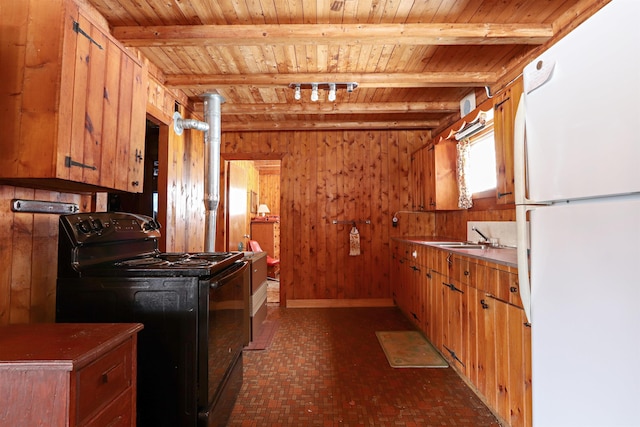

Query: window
467 130 497 195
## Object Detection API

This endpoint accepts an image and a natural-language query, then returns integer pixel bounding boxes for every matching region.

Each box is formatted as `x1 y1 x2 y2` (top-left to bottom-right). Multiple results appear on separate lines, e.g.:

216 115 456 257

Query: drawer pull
101 364 119 384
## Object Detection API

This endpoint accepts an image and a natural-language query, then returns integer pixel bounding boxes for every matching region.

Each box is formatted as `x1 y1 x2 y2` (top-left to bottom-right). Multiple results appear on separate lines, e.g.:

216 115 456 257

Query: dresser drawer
84 387 133 427
76 339 133 423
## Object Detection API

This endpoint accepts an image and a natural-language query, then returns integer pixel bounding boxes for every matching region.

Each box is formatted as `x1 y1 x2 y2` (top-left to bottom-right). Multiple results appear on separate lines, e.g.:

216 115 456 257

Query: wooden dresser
251 220 280 259
244 251 268 342
0 323 143 427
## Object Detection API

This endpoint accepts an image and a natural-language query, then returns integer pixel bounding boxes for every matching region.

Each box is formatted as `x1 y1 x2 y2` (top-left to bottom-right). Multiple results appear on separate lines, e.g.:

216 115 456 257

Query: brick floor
228 306 500 426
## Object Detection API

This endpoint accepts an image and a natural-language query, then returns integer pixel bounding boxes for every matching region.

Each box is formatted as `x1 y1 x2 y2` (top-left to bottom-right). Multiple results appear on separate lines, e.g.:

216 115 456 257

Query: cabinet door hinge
443 345 465 367
494 96 510 110
65 156 97 171
73 21 104 50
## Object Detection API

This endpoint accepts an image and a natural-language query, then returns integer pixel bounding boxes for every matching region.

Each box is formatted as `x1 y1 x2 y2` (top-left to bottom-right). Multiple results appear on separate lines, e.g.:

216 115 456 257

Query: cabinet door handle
510 286 518 293
480 299 489 309
135 149 143 162
131 181 139 187
411 265 420 272
498 191 513 198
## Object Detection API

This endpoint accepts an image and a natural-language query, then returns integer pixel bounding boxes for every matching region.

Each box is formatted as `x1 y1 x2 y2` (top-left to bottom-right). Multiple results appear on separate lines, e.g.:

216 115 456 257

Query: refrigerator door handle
516 204 532 323
514 93 531 206
514 92 542 323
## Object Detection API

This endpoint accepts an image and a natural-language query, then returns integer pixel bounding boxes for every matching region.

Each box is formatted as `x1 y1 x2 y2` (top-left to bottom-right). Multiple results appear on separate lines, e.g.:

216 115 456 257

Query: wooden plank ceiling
87 0 604 132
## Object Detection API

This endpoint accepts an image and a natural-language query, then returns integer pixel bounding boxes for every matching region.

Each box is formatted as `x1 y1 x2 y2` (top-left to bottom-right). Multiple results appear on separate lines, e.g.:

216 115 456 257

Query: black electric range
55 212 249 427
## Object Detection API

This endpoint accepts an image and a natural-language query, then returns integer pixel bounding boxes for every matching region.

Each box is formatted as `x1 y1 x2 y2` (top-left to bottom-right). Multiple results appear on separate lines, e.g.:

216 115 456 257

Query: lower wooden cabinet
391 239 531 427
0 323 142 427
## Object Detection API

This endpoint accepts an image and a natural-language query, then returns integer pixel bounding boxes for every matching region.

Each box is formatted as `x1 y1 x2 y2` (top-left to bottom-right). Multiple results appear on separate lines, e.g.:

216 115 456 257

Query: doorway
225 159 281 303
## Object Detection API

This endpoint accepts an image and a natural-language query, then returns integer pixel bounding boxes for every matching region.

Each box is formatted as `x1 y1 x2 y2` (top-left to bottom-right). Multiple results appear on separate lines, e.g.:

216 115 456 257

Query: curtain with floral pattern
457 138 473 209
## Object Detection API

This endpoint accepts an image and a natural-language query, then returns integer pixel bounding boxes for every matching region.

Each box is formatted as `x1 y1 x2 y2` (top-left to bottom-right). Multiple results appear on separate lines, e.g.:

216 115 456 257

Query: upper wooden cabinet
410 140 459 212
0 0 147 193
493 77 524 204
410 147 427 211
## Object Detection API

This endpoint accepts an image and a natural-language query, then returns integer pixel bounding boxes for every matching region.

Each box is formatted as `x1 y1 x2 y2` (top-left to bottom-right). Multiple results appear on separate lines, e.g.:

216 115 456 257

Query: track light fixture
288 82 358 102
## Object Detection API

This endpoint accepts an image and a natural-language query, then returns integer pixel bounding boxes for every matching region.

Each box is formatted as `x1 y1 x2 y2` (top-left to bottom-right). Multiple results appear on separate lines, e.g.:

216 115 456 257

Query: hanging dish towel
349 226 361 256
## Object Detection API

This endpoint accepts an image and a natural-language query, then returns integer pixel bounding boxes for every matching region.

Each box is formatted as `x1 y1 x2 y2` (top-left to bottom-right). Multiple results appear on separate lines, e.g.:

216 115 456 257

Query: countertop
392 236 518 268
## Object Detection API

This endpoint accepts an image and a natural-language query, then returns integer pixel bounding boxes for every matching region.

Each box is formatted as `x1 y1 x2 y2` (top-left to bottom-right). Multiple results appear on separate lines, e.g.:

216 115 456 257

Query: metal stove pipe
202 93 225 252
173 111 209 135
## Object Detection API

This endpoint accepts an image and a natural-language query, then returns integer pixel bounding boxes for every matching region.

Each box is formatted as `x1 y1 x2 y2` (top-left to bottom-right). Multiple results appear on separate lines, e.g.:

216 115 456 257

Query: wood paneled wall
156 105 207 253
0 186 89 325
221 130 435 306
258 172 280 216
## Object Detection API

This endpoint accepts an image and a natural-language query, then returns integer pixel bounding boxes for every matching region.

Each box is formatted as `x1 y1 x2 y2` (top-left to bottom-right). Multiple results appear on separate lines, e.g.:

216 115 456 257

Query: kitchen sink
427 241 469 246
437 244 487 249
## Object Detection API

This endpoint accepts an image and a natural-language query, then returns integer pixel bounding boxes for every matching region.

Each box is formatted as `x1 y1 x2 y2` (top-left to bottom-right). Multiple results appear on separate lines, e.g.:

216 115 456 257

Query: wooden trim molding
286 299 395 309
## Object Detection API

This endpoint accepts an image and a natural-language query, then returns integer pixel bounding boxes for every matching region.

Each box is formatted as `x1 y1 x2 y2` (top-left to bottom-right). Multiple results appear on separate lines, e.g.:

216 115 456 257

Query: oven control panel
60 212 162 245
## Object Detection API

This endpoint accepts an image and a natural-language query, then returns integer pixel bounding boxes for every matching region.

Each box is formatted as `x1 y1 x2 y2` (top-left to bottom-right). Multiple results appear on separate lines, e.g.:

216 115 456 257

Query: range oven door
198 260 250 427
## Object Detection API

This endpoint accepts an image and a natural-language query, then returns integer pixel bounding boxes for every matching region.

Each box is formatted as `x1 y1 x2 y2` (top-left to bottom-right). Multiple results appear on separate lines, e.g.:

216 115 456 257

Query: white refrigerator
513 1 640 426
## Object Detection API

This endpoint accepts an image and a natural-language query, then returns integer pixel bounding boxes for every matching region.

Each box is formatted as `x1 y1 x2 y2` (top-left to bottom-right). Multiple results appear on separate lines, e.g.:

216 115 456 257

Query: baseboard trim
285 298 395 308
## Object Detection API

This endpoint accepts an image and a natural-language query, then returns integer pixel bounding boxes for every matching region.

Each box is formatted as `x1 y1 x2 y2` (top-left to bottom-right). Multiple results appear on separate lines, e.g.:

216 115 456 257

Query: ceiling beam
165 72 498 89
207 101 460 115
220 119 442 132
113 23 553 47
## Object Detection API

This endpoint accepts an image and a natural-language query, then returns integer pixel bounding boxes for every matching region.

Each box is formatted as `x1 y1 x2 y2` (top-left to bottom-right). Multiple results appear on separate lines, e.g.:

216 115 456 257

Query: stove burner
113 252 240 270
116 257 171 267
158 253 191 263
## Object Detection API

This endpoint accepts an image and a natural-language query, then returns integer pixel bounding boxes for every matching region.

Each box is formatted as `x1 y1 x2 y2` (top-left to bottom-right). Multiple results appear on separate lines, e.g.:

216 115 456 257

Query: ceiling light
288 82 358 102
328 83 336 102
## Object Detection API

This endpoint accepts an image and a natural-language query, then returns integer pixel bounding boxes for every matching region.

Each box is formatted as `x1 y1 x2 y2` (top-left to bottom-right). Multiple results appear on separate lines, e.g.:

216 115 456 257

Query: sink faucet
472 226 490 242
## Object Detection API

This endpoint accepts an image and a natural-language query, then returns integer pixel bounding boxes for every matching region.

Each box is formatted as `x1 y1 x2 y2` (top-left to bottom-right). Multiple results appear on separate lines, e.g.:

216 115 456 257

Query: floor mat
376 331 448 368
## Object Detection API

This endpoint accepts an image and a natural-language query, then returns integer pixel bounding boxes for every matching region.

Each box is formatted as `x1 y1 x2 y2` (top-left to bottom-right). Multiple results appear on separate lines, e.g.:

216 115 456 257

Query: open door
226 162 248 251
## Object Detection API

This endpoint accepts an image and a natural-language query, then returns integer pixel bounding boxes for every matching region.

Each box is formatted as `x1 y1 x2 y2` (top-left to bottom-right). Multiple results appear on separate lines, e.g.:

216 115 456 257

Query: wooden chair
248 240 280 280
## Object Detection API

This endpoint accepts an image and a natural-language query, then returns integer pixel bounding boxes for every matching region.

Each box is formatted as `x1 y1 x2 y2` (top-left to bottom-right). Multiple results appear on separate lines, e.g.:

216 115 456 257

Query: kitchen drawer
450 256 485 287
490 268 522 308
84 388 133 427
77 339 133 424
